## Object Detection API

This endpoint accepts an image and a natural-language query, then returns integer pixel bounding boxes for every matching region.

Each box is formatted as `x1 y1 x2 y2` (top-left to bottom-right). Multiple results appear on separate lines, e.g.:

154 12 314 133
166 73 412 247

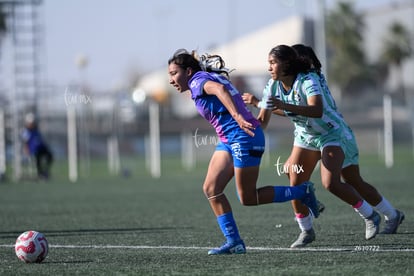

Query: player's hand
234 113 255 137
271 97 284 110
242 93 258 107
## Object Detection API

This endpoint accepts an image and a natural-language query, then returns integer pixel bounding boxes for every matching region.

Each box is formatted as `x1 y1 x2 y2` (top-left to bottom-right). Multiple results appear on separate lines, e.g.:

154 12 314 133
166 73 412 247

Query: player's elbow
257 115 269 130
214 83 227 95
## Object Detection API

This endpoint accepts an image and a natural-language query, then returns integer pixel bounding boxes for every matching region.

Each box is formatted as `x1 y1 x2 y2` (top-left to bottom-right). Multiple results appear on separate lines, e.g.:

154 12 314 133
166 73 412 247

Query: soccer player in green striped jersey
243 44 404 248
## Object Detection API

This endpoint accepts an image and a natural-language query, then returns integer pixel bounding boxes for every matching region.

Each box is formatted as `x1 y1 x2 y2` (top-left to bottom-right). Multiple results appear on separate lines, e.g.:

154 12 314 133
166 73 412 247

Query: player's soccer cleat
317 200 325 214
300 182 320 218
365 211 381 240
380 210 405 234
290 228 315 248
207 240 246 255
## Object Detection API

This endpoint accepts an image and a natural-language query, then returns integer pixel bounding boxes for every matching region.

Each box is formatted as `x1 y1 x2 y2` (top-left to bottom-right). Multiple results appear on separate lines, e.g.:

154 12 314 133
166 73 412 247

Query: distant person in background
168 49 319 255
22 113 53 180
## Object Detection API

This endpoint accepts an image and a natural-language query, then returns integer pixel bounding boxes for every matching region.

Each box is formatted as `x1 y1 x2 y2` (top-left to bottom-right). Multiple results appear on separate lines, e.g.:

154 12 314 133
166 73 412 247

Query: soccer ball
15 230 49 263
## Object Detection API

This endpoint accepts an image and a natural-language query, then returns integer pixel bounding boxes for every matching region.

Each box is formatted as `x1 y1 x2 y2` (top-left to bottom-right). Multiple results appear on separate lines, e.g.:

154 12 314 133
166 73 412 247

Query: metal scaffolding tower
0 0 44 181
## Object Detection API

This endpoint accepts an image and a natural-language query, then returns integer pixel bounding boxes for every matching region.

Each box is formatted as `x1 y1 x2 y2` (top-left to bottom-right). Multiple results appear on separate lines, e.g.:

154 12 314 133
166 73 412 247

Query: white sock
353 200 374 219
295 214 313 231
374 197 397 220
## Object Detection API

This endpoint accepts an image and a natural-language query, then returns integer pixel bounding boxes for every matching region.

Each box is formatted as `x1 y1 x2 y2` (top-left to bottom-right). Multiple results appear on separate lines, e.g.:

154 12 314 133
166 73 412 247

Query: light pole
383 94 394 168
0 109 5 180
75 54 90 177
132 87 162 178
148 98 161 178
67 100 77 182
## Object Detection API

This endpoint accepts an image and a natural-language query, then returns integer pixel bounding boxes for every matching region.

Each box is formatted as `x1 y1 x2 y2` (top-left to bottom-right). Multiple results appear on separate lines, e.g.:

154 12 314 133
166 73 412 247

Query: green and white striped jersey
260 72 345 136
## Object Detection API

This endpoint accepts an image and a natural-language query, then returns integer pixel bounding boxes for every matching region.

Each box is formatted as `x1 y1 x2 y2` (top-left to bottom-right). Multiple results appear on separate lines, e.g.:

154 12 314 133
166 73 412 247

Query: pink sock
295 213 307 219
352 200 363 209
353 200 374 219
295 213 313 231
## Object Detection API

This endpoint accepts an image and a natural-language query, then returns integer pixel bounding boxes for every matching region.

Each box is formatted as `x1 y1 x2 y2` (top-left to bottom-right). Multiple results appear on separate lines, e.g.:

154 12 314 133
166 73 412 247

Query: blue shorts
215 127 265 168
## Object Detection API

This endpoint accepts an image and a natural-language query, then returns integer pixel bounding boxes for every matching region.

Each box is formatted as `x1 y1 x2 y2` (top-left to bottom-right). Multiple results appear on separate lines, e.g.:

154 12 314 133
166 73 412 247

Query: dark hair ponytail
291 44 322 74
168 49 202 72
169 49 233 77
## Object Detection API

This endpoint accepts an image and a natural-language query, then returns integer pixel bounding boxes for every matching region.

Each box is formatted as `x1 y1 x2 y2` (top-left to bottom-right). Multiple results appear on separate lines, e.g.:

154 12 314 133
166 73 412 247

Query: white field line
2 244 414 252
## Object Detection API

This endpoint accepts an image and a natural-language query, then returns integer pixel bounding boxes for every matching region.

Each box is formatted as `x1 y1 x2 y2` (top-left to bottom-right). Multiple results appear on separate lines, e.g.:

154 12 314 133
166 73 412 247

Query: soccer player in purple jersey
168 49 319 255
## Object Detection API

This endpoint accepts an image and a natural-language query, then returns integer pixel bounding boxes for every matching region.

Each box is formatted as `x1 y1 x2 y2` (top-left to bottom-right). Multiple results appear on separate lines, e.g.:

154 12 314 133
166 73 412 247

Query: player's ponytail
169 49 233 77
292 44 322 74
197 53 234 77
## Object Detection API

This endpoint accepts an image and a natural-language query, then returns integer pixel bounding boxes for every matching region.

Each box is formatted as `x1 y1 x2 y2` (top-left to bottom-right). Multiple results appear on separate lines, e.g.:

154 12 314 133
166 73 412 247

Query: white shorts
293 127 359 168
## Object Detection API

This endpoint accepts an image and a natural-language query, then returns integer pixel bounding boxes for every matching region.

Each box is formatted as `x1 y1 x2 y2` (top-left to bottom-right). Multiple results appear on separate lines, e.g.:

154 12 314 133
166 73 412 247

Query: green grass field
0 149 413 275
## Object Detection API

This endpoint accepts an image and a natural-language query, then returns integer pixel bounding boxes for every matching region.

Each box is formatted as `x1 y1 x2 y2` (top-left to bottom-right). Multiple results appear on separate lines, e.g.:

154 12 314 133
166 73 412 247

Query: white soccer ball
15 230 49 263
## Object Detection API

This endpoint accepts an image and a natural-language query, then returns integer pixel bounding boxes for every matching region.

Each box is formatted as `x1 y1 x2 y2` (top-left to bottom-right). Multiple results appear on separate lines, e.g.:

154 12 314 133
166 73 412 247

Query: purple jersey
21 127 45 155
188 71 260 143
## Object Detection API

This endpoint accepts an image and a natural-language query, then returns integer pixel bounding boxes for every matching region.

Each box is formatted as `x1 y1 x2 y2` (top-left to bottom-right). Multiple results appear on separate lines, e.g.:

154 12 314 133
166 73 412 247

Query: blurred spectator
21 113 53 180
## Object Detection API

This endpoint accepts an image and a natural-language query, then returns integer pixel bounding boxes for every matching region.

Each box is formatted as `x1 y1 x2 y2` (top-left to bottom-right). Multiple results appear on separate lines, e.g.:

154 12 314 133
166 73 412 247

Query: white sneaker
365 211 381 240
290 228 315 248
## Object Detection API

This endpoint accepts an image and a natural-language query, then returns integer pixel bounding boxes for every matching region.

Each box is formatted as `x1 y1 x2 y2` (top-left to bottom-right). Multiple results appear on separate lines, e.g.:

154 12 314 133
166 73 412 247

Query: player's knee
203 183 222 199
322 180 337 192
203 183 213 197
202 185 213 198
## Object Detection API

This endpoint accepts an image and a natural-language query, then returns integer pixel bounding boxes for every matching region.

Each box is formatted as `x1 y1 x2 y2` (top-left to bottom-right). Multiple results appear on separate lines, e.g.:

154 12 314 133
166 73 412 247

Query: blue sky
43 0 396 90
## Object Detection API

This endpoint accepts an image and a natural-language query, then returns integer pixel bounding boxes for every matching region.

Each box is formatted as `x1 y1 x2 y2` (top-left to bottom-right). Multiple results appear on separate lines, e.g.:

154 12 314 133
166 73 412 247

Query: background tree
0 3 6 101
380 21 413 157
381 21 412 97
0 3 6 46
325 2 372 97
